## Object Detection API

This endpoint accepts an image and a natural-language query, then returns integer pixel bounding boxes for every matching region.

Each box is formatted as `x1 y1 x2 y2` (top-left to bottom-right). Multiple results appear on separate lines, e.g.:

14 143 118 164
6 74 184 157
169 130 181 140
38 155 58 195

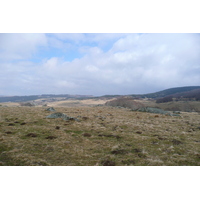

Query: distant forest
131 86 200 99
156 88 200 103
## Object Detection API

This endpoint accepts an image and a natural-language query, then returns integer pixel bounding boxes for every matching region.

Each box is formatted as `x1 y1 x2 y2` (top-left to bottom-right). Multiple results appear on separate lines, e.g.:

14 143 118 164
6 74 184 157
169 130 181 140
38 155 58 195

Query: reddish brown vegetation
105 97 145 110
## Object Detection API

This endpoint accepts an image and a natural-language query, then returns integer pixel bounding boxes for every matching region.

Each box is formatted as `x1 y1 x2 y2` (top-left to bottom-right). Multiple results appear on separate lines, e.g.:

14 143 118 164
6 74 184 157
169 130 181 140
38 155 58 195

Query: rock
46 112 79 121
171 113 181 117
45 107 55 112
20 102 36 106
137 107 170 114
137 107 180 116
46 112 65 118
173 111 181 114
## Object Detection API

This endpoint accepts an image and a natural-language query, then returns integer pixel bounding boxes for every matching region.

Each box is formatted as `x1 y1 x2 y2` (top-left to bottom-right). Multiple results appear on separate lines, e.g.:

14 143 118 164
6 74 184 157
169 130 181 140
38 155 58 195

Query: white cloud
0 33 200 96
0 33 47 60
56 80 77 89
85 65 99 72
44 57 59 70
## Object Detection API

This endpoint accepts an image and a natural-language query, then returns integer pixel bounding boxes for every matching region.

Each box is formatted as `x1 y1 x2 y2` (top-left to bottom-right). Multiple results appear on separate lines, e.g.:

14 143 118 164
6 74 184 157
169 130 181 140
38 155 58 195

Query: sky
0 33 200 96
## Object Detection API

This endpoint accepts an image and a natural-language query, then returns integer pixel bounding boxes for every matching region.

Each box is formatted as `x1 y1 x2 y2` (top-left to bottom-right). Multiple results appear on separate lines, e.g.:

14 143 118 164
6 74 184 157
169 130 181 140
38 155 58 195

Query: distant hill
156 88 200 103
1 86 200 103
100 86 200 100
131 86 200 99
0 94 93 103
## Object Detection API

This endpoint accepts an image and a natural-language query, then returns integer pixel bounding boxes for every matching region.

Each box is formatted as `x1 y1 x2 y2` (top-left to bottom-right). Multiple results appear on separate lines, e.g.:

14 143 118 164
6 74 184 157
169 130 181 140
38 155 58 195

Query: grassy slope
0 106 200 166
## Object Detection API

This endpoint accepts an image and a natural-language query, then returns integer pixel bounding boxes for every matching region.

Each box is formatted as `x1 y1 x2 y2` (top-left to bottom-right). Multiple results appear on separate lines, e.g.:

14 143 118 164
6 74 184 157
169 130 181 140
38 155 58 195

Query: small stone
173 111 181 114
46 112 79 121
45 107 55 112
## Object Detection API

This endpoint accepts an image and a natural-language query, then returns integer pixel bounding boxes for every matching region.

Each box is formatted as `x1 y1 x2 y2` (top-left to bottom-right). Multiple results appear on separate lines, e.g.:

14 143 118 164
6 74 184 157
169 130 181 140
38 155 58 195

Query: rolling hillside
1 86 200 103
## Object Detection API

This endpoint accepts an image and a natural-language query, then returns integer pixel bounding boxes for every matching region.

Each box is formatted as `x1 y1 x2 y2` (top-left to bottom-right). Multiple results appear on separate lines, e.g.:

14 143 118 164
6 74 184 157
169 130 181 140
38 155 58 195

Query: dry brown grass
48 98 112 107
0 105 200 166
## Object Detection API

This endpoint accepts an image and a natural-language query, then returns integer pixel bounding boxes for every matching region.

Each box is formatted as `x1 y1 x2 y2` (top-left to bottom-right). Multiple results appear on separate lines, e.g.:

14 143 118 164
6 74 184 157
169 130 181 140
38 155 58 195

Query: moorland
0 86 200 166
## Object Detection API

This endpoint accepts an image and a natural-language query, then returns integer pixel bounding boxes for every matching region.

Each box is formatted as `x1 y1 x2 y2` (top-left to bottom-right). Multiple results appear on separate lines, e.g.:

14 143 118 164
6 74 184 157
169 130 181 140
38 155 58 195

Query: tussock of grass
0 106 200 166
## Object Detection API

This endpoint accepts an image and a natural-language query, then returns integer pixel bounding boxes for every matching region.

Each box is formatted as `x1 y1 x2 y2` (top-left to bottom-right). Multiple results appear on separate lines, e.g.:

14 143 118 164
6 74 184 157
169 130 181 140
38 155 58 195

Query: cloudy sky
0 33 200 96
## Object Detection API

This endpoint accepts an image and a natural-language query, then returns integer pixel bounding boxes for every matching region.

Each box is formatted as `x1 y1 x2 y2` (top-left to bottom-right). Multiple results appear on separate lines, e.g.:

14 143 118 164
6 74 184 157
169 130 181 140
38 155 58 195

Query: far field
0 100 200 166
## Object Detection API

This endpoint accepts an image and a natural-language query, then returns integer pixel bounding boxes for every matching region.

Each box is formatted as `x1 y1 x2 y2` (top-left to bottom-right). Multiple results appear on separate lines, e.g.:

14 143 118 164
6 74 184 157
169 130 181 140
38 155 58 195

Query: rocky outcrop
45 107 55 112
137 107 180 116
46 112 79 121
